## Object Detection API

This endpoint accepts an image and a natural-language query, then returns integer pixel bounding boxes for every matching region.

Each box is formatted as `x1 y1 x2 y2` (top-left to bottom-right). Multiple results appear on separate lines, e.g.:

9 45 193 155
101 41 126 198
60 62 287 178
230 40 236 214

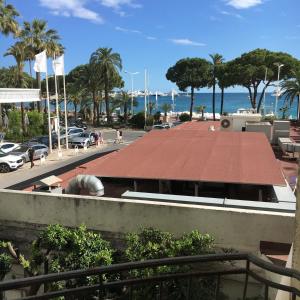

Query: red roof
79 129 285 186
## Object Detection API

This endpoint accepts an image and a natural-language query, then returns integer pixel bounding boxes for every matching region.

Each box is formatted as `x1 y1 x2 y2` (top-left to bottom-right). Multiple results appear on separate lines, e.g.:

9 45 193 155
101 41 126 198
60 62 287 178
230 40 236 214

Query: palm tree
195 105 206 119
115 91 138 123
20 19 61 112
216 62 230 115
0 0 19 36
90 48 122 124
280 72 300 120
4 42 29 133
209 53 224 121
148 102 156 116
161 103 172 117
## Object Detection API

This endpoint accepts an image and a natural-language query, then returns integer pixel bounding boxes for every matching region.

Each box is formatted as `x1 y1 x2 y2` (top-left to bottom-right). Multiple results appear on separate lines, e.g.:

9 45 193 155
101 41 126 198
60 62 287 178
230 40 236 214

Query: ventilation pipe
65 175 104 196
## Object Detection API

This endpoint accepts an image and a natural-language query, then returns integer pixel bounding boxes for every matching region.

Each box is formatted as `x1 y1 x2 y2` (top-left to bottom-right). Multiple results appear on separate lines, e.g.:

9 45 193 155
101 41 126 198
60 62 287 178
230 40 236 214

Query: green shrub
154 111 161 124
124 227 218 300
130 112 145 129
179 113 190 122
0 253 12 280
145 115 154 126
6 110 22 142
27 111 44 138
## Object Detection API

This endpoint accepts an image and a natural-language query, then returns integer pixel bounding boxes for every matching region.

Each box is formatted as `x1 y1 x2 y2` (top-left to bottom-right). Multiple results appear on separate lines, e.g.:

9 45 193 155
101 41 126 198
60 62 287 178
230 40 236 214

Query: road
0 129 145 189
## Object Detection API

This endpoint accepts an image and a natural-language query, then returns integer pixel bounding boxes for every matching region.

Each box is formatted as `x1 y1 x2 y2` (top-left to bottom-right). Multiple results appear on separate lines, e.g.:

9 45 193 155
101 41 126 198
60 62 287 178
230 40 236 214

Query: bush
146 115 154 126
130 112 145 129
27 111 44 138
179 113 190 122
154 111 161 124
6 110 22 142
124 228 218 300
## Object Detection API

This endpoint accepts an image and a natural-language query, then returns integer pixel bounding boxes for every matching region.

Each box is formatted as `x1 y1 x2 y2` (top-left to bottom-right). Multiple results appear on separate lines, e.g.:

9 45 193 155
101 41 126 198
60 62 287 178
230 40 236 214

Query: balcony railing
0 253 299 299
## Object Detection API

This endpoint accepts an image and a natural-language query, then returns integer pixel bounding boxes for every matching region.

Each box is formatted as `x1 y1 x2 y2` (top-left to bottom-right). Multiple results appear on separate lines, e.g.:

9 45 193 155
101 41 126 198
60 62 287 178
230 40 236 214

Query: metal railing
0 253 299 299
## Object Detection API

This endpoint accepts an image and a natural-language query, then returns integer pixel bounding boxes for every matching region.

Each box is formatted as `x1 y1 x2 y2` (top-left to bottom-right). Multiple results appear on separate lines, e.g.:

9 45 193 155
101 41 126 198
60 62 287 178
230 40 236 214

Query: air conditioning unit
220 116 234 131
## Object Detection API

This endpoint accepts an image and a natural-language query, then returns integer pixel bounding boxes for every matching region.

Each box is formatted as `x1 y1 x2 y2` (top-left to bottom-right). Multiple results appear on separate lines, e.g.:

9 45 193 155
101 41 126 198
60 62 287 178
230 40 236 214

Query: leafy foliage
124 228 217 300
0 253 12 280
27 111 44 137
179 113 190 122
6 110 22 141
161 103 172 116
281 70 300 119
227 48 300 111
166 58 211 119
130 111 145 128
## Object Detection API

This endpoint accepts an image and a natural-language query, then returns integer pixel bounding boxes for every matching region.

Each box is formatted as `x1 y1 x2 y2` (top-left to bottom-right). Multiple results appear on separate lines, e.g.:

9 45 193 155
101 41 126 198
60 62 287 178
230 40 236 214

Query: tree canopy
166 58 211 120
227 48 300 111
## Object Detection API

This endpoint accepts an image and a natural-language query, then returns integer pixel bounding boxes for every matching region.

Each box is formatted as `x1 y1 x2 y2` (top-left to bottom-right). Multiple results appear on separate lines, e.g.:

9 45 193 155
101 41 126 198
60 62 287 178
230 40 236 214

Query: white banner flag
33 50 47 73
52 54 64 76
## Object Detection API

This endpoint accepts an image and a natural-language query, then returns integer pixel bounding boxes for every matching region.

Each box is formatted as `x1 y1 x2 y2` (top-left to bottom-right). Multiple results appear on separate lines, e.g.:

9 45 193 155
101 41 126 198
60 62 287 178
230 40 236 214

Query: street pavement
0 129 145 189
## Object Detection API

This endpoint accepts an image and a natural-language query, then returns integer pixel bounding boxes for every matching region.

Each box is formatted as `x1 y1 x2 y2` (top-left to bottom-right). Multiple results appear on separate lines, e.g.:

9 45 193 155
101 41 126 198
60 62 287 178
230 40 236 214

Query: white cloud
100 0 142 9
115 26 141 34
39 0 103 23
221 10 243 18
169 38 206 47
285 35 300 40
146 36 157 40
225 0 263 9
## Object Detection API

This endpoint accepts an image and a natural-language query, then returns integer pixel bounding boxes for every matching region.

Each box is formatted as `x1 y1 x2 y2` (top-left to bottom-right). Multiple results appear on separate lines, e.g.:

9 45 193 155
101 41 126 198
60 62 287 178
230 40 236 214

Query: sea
57 92 297 118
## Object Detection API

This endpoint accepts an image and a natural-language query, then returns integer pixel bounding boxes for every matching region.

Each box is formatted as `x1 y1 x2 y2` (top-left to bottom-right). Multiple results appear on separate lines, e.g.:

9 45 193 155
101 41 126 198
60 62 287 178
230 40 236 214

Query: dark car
29 135 59 149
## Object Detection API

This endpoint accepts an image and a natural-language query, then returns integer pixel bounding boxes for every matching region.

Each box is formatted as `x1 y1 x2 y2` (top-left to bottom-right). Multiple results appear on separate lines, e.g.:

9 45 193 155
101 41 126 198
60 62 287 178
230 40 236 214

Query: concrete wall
0 189 295 253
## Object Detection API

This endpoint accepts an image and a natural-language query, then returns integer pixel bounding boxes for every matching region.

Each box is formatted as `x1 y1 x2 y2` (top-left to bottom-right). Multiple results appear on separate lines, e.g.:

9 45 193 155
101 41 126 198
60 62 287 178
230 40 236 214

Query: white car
0 150 24 173
0 142 19 153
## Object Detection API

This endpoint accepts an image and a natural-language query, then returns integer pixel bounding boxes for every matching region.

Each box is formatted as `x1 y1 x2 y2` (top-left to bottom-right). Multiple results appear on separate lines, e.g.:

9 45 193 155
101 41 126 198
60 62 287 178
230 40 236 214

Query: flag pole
144 68 147 129
63 72 68 149
54 54 61 152
45 69 52 153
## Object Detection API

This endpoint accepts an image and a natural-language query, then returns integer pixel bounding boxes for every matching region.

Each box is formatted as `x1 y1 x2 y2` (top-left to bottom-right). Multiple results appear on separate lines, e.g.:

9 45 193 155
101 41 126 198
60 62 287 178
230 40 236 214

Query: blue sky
1 0 300 92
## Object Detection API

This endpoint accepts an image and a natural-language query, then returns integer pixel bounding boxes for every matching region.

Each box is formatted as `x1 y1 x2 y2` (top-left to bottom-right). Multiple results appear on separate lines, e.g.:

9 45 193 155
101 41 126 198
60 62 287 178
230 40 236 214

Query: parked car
11 144 49 163
29 135 59 149
0 150 23 173
70 132 97 148
152 124 171 130
0 142 20 153
59 127 85 141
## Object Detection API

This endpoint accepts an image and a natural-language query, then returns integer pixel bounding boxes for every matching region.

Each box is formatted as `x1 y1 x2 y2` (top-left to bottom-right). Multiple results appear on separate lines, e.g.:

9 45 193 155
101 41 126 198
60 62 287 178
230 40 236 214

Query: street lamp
125 70 139 115
274 63 284 117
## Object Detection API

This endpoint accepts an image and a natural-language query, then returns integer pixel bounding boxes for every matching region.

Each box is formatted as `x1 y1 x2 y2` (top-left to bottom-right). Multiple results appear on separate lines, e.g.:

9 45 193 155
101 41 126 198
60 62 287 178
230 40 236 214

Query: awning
0 88 41 103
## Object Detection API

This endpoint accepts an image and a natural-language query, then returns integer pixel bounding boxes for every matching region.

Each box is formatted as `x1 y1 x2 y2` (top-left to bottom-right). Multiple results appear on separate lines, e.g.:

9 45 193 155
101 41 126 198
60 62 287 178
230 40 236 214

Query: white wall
0 189 295 253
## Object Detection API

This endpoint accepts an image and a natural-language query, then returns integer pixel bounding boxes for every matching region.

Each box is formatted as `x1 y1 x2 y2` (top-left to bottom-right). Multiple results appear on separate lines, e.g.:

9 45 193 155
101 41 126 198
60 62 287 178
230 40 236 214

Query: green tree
125 227 216 300
20 19 62 112
0 224 113 296
280 71 300 120
113 91 137 123
89 47 123 124
4 41 29 133
0 0 19 37
227 49 300 111
166 58 211 120
195 105 206 119
161 103 172 117
209 53 224 120
216 62 232 115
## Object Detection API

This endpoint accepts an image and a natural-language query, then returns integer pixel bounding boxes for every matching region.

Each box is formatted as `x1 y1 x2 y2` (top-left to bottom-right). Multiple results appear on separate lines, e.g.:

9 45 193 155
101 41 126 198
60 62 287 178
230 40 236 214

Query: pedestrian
114 129 120 144
94 131 99 146
28 147 35 168
99 131 104 144
119 130 123 143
